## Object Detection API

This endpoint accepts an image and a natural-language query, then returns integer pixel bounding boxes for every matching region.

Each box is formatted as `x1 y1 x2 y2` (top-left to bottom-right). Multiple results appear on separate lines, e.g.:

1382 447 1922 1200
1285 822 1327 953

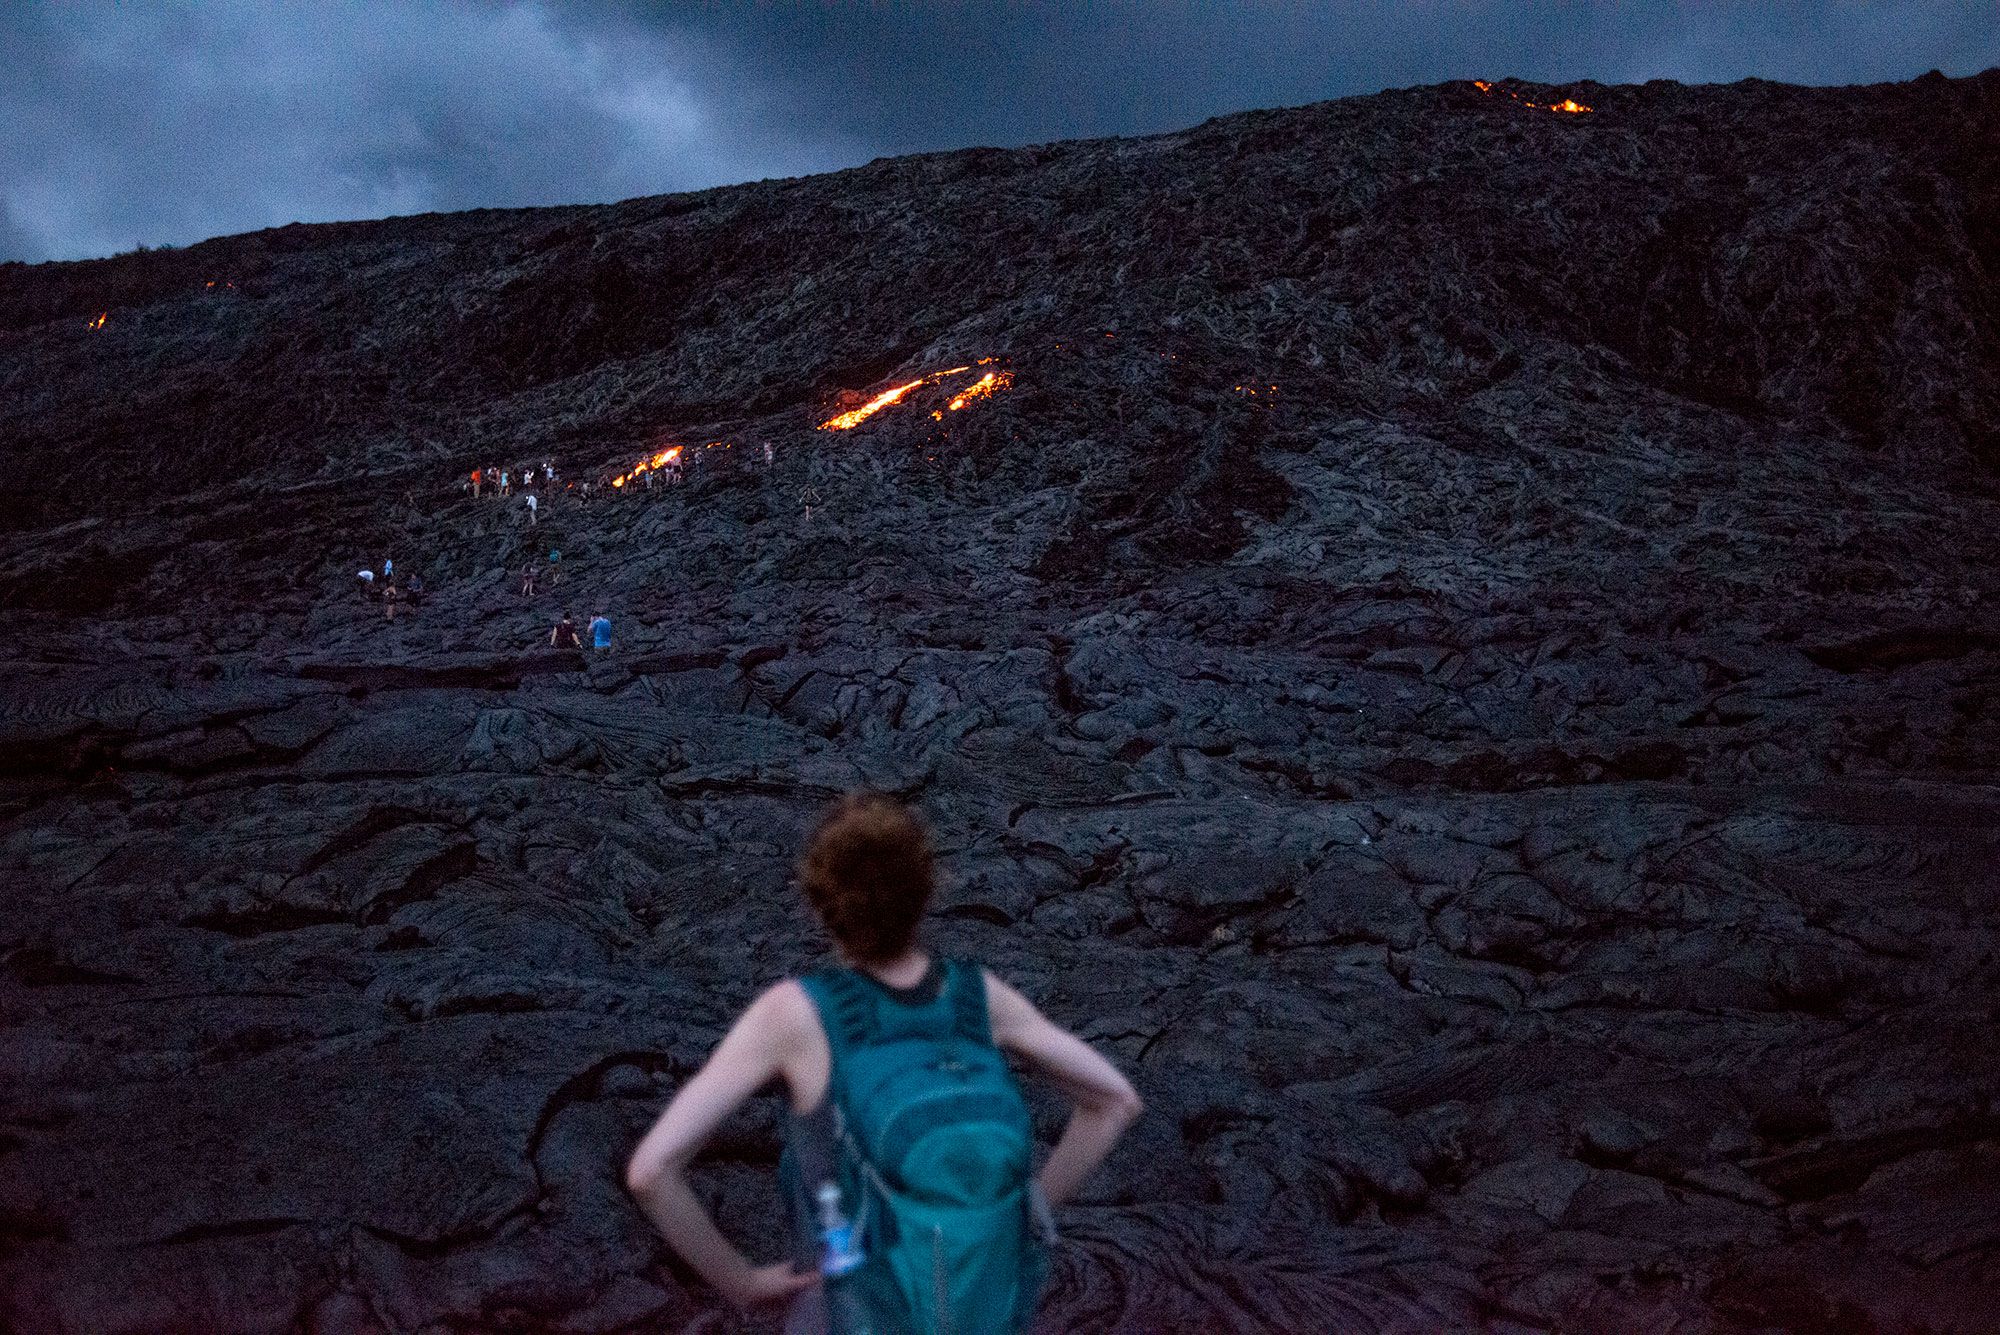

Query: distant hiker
548 549 563 587
383 555 394 580
406 573 425 608
383 580 401 621
520 563 537 597
500 470 511 496
589 611 612 652
763 441 775 469
526 492 539 526
643 469 655 492
626 792 1141 1330
524 465 536 489
550 613 581 650
471 467 483 498
356 568 375 590
544 459 557 486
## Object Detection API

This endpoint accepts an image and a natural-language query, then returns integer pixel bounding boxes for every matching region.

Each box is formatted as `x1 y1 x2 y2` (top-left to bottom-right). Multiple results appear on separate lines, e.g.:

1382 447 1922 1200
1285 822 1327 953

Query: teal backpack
791 957 1054 1334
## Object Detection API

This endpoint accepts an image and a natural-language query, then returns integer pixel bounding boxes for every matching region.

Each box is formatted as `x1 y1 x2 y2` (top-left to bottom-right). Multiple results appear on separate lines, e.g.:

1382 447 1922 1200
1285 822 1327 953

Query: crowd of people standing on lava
352 441 763 650
462 452 699 527
353 452 649 651
465 458 589 526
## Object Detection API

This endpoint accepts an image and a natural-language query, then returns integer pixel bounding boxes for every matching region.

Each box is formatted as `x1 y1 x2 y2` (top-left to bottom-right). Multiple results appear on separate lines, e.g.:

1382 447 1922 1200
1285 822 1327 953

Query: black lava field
2 70 1998 1333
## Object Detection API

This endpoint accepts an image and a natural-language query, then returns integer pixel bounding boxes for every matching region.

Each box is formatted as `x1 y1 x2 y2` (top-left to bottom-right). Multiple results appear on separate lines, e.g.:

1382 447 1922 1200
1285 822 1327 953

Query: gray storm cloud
2 0 1995 264
0 0 858 263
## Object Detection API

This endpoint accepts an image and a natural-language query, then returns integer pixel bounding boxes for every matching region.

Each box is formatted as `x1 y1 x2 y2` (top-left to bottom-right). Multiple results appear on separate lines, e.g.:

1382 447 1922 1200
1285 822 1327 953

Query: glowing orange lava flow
611 444 682 488
1474 79 1592 114
948 370 1012 411
86 312 107 330
820 379 929 431
817 362 1010 431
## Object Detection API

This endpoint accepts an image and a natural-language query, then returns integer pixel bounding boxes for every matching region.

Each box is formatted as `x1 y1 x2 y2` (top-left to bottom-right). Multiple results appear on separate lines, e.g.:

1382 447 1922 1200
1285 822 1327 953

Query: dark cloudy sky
4 1 1995 264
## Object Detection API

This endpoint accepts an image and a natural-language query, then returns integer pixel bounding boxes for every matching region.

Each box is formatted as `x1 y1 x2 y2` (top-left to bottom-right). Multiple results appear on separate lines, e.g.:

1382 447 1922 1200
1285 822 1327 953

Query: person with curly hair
627 793 1142 1332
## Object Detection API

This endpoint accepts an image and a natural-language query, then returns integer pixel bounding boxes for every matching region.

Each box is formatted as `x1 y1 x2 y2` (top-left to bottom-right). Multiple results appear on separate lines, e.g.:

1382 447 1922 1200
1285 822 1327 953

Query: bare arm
985 971 1143 1207
624 984 816 1310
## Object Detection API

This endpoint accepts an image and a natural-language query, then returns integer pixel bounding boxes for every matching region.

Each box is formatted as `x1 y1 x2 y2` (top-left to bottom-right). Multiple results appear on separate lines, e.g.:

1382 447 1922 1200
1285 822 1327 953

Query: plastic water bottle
816 1181 864 1277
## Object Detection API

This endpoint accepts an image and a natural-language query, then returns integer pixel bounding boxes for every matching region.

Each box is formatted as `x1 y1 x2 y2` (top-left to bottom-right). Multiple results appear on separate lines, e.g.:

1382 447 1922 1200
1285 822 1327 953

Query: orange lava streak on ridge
86 312 108 330
1474 79 1592 113
947 370 1012 411
820 378 928 430
611 444 682 488
817 363 1006 431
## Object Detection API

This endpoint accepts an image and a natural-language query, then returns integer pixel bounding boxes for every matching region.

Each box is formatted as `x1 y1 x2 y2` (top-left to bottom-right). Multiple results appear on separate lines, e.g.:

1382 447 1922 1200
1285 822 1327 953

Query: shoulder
742 977 818 1046
976 967 1039 1033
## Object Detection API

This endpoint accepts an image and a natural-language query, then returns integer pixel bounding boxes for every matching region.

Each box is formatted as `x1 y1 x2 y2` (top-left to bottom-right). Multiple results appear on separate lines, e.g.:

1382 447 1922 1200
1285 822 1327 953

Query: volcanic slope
2 70 1999 1333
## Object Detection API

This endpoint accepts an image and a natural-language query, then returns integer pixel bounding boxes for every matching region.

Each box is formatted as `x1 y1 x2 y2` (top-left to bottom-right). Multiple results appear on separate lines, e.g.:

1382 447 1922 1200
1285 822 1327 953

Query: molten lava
820 378 930 431
600 360 1013 487
817 362 1010 431
947 370 1012 411
1473 80 1592 114
610 444 683 489
86 312 107 331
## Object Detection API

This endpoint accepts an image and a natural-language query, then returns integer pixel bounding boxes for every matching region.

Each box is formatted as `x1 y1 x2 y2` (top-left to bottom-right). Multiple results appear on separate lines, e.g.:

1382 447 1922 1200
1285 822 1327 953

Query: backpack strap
800 966 880 1073
943 957 994 1047
800 957 993 1092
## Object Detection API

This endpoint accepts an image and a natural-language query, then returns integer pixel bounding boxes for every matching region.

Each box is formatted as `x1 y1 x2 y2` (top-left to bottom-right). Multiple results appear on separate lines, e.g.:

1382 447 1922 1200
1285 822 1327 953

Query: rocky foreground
3 71 1999 1332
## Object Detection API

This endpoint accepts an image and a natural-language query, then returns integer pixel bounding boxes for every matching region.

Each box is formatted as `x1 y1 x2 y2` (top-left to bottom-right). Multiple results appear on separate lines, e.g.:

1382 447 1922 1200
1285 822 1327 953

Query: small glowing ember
86 312 107 330
1473 79 1592 114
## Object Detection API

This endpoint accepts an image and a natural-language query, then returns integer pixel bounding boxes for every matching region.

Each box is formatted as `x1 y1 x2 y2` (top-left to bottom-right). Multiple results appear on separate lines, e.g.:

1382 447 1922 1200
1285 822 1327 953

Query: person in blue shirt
589 611 612 652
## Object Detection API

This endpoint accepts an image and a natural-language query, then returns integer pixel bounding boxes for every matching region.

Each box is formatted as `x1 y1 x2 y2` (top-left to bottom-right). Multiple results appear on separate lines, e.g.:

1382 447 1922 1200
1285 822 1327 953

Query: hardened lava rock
1 69 1998 1333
